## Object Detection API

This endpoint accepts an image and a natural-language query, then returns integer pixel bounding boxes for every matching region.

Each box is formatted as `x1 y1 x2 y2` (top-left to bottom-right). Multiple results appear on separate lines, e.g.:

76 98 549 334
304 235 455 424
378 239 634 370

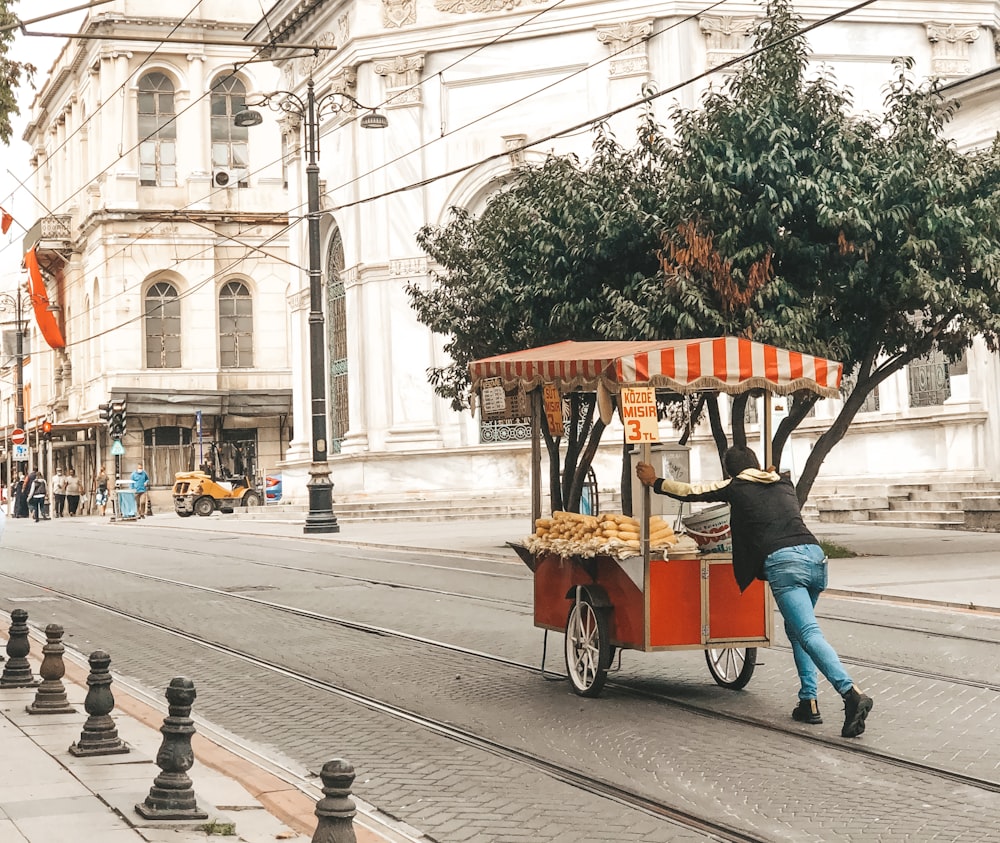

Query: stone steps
810 480 1000 530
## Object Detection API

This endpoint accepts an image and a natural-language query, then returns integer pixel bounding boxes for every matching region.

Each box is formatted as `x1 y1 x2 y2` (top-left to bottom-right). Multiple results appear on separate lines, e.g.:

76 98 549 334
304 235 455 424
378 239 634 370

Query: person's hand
636 462 657 487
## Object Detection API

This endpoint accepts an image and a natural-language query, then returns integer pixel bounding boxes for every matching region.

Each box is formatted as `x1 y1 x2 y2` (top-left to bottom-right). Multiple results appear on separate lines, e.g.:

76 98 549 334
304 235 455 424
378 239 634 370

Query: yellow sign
620 386 659 443
542 384 563 436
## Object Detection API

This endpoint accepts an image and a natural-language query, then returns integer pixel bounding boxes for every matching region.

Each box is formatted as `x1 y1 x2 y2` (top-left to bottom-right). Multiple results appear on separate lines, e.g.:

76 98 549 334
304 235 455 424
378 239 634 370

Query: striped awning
469 337 842 398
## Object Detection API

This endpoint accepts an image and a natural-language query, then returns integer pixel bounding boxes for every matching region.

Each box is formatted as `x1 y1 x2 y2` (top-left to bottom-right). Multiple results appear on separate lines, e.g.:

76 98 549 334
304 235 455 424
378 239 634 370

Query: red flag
1 208 11 234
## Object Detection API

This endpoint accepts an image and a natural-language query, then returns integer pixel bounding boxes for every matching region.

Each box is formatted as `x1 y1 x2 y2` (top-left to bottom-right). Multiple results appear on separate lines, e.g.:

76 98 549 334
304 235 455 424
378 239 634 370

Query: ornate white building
10 2 292 497
8 0 1000 509
245 0 1000 502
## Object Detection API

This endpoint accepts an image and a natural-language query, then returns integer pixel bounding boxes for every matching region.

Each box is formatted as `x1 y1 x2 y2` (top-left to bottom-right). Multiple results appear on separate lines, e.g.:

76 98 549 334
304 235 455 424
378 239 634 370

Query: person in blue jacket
130 462 150 518
637 444 873 738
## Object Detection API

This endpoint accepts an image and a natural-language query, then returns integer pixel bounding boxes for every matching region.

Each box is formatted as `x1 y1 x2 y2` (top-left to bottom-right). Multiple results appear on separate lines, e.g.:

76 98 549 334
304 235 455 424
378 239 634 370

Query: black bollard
27 624 75 714
312 759 358 843
135 677 208 820
69 650 130 756
0 609 38 688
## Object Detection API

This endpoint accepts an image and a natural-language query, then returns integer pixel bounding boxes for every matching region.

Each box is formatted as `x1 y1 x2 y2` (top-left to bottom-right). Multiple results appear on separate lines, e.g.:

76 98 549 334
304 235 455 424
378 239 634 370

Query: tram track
16 531 999 643
0 567 769 843
1 548 998 798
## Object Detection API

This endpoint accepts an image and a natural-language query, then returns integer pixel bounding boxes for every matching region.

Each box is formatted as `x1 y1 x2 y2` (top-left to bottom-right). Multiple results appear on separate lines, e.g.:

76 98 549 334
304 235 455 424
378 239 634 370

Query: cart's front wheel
705 647 756 689
565 595 610 697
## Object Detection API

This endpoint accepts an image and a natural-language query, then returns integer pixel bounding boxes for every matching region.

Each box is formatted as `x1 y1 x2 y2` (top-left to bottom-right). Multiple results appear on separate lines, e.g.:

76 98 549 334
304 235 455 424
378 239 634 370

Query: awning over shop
109 388 292 417
470 337 842 398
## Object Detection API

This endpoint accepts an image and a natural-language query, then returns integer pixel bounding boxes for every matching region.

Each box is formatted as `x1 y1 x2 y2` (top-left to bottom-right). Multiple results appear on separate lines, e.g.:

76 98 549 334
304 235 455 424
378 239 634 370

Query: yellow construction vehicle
172 442 262 517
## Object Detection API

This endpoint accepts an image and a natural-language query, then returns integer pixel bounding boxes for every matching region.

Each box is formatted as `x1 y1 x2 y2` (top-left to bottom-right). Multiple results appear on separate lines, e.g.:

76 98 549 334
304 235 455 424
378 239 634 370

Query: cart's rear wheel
705 647 756 689
565 595 610 697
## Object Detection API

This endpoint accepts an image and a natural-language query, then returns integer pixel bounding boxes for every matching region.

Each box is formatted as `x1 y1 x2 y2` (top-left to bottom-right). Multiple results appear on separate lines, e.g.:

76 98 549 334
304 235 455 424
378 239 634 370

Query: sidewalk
3 513 999 841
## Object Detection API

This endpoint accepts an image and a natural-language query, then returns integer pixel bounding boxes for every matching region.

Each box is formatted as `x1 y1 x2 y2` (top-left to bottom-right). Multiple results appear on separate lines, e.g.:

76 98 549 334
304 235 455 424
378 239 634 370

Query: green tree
409 124 666 511
607 0 1000 502
0 2 35 144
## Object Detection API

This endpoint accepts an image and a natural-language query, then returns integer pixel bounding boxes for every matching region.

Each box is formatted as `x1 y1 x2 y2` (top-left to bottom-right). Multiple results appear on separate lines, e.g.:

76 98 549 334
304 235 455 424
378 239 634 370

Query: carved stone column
699 15 757 70
926 23 980 77
595 20 654 81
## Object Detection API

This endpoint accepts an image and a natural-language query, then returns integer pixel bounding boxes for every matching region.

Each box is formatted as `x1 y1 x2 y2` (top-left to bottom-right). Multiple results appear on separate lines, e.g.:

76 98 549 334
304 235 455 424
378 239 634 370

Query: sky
1 0 85 279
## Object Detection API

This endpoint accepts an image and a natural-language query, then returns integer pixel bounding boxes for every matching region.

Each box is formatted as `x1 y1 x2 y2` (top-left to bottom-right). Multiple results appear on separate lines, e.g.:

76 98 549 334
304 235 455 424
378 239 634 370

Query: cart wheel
565 596 610 697
194 496 215 517
705 647 756 689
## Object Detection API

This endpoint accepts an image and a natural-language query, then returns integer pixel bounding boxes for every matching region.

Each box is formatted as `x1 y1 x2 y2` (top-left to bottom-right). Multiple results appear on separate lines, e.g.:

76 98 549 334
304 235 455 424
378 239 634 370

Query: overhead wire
12 0 878 351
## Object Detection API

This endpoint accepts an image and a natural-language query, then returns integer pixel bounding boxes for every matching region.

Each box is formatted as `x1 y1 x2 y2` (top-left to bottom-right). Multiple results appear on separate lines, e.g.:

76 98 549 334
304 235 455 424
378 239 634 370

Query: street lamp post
236 76 388 534
0 290 28 432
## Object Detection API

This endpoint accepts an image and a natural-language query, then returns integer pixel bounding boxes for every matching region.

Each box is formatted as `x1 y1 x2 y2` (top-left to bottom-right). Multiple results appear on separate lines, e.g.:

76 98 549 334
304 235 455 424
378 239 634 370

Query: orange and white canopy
469 337 842 398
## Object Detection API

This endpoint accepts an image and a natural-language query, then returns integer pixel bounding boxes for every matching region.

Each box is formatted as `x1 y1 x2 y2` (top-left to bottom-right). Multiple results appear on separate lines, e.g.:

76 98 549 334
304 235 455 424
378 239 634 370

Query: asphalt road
1 516 998 842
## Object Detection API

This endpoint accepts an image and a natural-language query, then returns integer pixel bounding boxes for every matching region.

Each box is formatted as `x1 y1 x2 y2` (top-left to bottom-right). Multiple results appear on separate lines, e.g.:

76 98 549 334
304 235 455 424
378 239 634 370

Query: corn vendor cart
470 337 843 697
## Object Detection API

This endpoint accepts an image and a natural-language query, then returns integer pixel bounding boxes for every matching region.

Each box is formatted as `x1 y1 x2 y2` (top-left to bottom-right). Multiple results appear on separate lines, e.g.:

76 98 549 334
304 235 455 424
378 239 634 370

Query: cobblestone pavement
1 521 998 842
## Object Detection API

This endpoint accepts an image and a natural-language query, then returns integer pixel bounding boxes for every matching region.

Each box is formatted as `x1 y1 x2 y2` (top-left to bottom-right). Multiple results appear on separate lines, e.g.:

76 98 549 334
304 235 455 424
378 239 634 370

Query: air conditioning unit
213 168 247 188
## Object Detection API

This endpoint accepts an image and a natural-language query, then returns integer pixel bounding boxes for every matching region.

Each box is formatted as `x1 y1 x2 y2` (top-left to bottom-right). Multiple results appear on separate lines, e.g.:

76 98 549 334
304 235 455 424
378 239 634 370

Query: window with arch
145 281 181 368
210 76 249 184
219 280 254 368
326 228 349 452
137 72 177 186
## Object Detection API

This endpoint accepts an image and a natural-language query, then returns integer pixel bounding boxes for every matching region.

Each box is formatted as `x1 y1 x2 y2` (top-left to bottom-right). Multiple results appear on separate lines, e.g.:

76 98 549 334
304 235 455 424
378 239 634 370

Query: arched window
145 281 181 368
210 76 249 184
326 228 348 453
137 72 176 186
219 280 253 368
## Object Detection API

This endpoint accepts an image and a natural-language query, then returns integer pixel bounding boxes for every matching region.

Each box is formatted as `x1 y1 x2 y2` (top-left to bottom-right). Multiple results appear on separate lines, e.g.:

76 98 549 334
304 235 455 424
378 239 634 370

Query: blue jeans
764 544 854 699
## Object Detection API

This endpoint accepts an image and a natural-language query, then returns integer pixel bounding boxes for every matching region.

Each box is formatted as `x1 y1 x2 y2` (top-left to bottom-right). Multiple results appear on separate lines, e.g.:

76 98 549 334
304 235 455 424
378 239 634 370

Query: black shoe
841 687 873 738
792 699 823 725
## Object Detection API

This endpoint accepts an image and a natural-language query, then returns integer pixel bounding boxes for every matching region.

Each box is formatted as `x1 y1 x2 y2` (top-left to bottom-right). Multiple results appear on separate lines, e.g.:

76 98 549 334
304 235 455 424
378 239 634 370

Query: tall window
137 72 176 186
211 76 249 184
326 228 349 452
145 281 181 368
908 349 951 407
219 280 254 368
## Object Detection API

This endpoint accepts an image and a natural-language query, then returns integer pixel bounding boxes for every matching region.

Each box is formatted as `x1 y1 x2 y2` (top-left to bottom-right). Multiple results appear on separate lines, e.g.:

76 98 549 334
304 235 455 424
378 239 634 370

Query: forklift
172 441 262 517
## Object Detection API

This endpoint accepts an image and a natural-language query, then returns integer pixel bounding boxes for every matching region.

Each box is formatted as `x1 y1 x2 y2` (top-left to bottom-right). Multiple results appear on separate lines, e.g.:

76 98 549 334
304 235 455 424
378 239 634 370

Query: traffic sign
12 443 28 460
111 439 125 456
10 428 25 445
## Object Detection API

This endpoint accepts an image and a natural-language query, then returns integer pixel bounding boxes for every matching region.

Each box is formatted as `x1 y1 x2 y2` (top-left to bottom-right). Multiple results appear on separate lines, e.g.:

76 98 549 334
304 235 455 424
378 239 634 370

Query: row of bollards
2 608 360 843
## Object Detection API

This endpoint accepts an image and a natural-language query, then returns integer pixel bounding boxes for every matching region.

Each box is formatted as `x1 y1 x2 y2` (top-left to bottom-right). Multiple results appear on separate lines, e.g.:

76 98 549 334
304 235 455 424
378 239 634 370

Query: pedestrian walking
636 445 874 738
131 462 150 518
14 471 29 518
27 471 48 522
66 468 82 516
52 468 67 517
94 466 110 517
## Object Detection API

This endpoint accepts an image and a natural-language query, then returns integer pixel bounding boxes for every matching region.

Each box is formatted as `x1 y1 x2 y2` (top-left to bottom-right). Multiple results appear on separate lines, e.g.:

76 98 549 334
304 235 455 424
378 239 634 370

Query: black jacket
653 469 818 591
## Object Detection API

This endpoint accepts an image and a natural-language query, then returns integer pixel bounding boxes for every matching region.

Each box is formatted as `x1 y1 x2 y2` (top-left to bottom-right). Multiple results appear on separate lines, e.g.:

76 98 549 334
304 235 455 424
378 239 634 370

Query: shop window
142 426 193 485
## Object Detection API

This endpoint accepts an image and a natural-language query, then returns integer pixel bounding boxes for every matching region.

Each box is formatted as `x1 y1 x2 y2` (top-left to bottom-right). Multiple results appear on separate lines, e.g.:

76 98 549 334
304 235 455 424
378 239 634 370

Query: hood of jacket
736 468 781 484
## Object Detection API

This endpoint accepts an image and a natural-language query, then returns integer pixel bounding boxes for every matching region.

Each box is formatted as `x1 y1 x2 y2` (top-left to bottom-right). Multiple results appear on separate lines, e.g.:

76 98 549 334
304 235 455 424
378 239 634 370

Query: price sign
479 377 507 418
620 386 659 443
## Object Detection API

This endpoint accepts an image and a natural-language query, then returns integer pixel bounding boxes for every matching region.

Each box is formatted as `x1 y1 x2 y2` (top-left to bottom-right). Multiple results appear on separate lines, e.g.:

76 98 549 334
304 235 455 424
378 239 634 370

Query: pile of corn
524 511 678 558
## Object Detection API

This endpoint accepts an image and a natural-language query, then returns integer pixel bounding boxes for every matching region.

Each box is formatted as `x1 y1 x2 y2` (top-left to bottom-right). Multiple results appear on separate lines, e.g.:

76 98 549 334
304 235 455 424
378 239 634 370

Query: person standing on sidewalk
94 466 110 517
636 445 874 738
66 468 82 516
131 462 150 518
52 468 67 517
